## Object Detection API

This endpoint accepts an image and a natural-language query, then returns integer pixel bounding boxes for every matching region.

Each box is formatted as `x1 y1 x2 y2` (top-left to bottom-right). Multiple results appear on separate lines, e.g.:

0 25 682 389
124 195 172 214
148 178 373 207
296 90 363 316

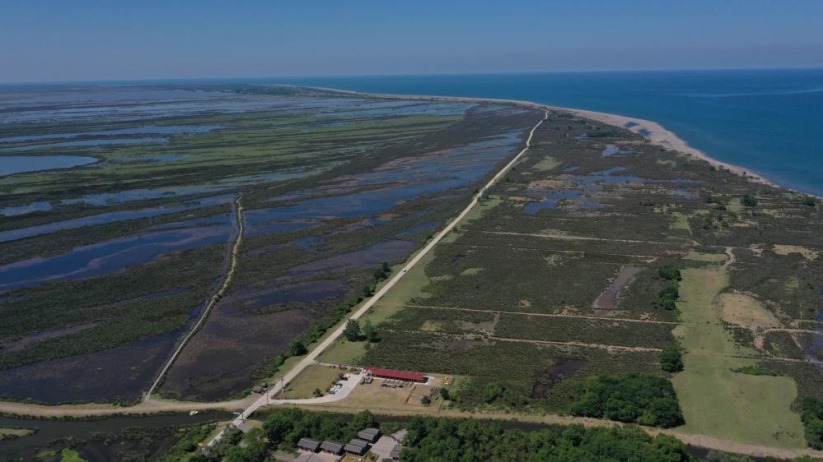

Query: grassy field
279 365 342 399
672 267 805 448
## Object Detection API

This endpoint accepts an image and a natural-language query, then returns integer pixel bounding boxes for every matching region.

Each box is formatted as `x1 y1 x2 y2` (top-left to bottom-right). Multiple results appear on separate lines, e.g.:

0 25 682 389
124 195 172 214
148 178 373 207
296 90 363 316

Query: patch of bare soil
593 266 644 309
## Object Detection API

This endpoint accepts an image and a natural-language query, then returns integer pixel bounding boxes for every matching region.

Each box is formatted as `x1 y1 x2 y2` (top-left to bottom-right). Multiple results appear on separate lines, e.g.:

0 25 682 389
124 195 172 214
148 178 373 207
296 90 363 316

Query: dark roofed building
320 440 344 455
297 437 320 452
344 439 369 455
294 454 328 462
357 427 381 442
348 438 369 448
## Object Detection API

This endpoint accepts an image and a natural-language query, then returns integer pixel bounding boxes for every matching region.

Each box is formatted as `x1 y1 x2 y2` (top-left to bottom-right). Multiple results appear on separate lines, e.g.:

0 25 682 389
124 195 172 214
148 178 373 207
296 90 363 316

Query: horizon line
2 65 823 87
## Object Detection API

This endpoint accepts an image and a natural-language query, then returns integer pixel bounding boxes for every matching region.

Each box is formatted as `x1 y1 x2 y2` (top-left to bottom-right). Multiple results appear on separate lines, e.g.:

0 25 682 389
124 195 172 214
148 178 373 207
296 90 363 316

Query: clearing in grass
278 365 342 399
671 267 805 448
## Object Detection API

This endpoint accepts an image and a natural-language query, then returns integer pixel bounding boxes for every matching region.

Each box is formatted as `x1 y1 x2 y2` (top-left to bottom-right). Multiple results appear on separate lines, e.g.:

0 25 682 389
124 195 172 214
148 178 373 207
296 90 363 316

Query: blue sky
1 0 822 83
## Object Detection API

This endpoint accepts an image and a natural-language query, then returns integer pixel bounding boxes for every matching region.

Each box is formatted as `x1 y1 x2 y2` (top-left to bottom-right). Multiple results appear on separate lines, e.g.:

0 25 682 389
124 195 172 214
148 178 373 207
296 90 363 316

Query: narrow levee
144 195 246 401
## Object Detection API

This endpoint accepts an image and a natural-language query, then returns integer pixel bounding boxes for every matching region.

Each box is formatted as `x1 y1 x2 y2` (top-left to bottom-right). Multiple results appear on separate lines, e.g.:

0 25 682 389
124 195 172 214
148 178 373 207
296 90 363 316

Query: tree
742 194 758 208
421 395 432 406
362 285 374 297
343 320 362 341
288 341 307 356
262 410 297 446
363 319 379 342
351 410 376 430
804 196 817 207
312 388 323 397
660 347 684 372
657 266 681 281
439 387 450 401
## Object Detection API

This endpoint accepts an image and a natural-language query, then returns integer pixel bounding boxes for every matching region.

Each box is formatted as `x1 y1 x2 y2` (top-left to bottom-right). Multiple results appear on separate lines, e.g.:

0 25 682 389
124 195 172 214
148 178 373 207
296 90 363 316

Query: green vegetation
569 374 684 427
402 417 694 462
731 364 779 376
192 410 706 462
60 448 87 462
0 245 224 375
657 266 682 311
263 408 376 448
159 424 216 462
288 341 307 357
672 268 805 448
343 319 362 342
742 194 758 208
658 266 682 282
2 87 540 403
280 365 341 399
800 397 823 449
362 319 380 342
660 347 684 373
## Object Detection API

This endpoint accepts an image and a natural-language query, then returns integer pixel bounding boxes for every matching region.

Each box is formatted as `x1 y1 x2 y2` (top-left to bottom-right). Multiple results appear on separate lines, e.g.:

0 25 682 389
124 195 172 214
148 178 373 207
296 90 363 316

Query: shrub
800 397 823 449
660 347 684 372
742 194 758 208
570 374 685 428
288 341 307 356
657 266 682 282
343 320 362 342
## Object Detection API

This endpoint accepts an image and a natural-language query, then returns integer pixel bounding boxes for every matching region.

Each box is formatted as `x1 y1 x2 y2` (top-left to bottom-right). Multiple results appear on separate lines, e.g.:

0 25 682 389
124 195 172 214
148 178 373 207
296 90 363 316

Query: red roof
365 367 426 382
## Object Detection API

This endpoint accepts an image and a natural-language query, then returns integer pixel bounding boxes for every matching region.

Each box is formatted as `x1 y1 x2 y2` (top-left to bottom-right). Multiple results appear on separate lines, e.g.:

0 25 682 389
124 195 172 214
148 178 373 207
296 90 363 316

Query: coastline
551 106 781 189
302 86 807 196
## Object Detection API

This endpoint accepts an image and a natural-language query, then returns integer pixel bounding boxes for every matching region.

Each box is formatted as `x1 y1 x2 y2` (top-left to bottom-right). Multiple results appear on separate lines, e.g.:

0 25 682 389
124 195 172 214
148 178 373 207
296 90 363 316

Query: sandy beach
303 86 787 192
551 106 780 188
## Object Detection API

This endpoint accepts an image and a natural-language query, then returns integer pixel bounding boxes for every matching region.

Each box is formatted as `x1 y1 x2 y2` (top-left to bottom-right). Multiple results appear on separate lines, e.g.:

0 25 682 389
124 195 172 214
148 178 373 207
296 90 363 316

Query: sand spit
298 86 800 195
553 106 780 188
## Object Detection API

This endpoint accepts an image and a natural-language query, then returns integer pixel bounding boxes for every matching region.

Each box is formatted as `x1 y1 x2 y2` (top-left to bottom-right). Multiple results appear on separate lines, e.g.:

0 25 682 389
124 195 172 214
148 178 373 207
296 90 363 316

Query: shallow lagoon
0 154 97 176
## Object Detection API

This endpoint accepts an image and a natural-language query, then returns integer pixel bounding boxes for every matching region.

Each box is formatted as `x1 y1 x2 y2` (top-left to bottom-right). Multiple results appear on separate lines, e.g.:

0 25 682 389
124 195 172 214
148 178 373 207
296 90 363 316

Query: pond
0 155 97 176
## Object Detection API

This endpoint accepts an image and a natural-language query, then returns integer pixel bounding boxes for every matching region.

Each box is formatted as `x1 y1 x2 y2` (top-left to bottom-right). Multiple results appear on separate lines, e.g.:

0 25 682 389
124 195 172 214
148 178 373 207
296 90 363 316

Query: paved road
207 110 549 445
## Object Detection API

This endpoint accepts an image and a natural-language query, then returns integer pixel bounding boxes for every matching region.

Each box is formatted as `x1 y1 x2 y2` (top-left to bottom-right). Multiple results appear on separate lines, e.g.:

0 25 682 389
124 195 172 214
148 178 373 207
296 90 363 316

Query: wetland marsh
0 84 540 404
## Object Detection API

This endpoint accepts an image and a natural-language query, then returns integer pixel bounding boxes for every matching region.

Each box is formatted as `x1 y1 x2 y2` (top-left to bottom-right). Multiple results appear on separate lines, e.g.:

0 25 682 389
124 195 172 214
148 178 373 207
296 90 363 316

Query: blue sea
273 69 823 196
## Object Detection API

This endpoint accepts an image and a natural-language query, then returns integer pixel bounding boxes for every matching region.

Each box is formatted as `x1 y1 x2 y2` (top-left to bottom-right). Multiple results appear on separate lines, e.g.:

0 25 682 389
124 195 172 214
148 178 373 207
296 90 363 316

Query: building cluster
296 427 386 461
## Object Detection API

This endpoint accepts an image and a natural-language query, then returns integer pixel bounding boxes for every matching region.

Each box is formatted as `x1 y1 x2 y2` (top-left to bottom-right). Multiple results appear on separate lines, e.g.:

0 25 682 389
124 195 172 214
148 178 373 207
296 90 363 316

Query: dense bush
343 319 362 341
660 347 684 373
742 194 758 208
658 266 682 282
402 417 694 462
159 424 215 462
657 266 681 311
800 397 823 449
570 374 685 428
262 408 375 448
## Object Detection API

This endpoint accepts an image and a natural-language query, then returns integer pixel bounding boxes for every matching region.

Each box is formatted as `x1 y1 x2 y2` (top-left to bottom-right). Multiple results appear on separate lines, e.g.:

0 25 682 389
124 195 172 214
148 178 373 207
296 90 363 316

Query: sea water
276 69 823 196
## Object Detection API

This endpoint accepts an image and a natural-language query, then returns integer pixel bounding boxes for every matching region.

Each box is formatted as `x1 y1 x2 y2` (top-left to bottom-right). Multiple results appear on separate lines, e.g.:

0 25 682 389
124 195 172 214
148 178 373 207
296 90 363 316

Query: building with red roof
365 367 426 383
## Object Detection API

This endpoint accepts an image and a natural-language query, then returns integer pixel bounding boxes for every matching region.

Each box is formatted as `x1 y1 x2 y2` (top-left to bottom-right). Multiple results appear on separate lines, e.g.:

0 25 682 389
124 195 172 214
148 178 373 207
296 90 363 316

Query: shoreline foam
300 86 815 197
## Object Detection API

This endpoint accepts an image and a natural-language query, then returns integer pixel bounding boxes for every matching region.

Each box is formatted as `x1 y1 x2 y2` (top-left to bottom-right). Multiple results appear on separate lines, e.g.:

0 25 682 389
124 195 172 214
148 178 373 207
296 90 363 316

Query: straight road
208 109 549 445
